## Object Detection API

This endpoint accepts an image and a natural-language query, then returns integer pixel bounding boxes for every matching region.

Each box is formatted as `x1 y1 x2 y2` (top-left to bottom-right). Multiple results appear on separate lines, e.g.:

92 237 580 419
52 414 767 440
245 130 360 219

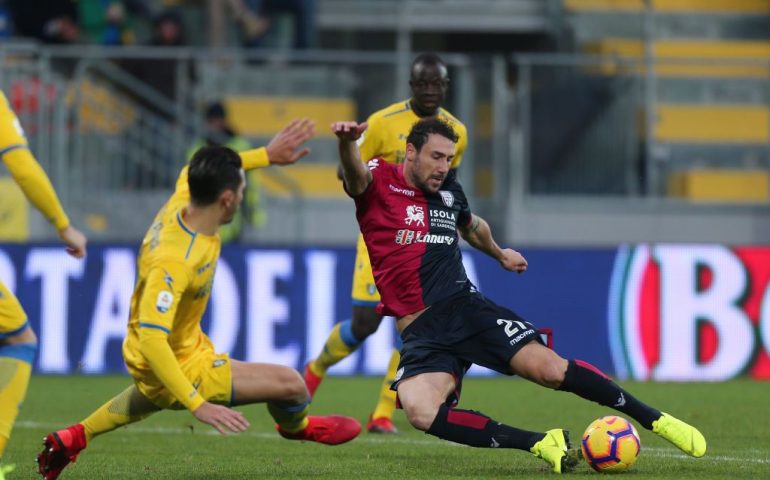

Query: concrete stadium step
567 12 770 42
651 143 770 167
655 77 770 104
196 62 357 98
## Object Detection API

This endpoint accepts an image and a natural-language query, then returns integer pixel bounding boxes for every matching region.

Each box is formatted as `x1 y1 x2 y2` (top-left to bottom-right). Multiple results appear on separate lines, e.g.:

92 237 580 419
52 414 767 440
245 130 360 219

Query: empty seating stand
563 0 770 202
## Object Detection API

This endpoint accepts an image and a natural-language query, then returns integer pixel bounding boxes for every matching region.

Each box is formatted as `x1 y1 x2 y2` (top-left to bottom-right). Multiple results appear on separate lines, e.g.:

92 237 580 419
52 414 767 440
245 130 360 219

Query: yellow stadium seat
565 0 770 14
655 104 769 143
668 169 770 202
260 164 345 199
224 96 356 139
65 80 136 134
585 39 770 77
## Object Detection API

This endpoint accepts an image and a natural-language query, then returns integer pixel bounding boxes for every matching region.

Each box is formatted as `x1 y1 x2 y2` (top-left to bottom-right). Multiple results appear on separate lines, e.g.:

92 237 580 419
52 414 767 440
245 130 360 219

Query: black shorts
391 289 542 407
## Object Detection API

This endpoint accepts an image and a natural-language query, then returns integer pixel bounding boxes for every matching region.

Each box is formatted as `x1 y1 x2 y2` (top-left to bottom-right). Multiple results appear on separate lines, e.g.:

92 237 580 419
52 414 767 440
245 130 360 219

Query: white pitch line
15 421 770 465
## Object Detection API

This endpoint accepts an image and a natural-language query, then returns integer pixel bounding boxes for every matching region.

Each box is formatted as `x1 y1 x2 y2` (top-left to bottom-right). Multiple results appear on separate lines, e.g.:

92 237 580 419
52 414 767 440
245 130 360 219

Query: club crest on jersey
439 190 454 207
404 205 425 226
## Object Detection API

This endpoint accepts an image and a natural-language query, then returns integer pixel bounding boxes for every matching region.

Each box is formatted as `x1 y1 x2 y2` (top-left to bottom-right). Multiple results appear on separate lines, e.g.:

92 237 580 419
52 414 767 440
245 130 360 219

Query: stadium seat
64 80 136 134
261 164 346 199
667 169 770 202
564 0 770 14
654 104 770 143
224 96 355 139
585 39 770 77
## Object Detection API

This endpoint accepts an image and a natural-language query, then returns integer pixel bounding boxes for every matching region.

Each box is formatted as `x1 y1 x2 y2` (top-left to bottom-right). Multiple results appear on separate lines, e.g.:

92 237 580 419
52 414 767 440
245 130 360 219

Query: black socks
558 359 661 430
427 404 544 450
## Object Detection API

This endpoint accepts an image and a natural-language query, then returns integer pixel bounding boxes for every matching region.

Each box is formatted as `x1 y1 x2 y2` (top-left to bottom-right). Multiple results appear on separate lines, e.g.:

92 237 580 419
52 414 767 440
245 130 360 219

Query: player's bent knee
283 368 309 402
538 361 567 389
351 307 382 339
401 399 439 431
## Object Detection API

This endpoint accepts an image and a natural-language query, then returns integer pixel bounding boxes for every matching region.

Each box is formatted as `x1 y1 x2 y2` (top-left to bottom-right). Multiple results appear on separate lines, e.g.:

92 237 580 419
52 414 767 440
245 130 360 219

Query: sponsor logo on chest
395 229 455 245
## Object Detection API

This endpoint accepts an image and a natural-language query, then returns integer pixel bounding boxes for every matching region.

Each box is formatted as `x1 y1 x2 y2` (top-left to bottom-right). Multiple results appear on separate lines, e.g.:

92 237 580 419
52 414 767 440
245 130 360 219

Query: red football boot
366 414 398 434
36 424 87 480
277 415 361 445
303 363 324 398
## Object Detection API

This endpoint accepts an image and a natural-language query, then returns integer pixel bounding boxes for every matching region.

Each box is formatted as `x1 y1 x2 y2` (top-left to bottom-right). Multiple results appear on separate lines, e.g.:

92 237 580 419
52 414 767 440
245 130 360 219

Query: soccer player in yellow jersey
304 53 468 433
37 119 361 480
0 91 87 480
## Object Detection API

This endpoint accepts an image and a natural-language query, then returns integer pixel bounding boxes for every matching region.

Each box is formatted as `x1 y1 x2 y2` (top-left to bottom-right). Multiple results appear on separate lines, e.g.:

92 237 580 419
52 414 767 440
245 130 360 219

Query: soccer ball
580 416 641 473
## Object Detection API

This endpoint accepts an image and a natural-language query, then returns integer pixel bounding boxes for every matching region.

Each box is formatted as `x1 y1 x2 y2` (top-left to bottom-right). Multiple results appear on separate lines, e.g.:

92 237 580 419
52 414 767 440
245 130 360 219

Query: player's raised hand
59 225 87 258
499 248 528 274
331 121 368 142
193 401 250 435
266 118 316 165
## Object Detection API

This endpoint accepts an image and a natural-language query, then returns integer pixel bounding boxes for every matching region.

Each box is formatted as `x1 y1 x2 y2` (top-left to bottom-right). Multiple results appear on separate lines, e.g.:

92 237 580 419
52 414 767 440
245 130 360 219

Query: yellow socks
310 321 361 376
0 343 35 458
371 349 400 420
268 399 310 433
81 385 159 443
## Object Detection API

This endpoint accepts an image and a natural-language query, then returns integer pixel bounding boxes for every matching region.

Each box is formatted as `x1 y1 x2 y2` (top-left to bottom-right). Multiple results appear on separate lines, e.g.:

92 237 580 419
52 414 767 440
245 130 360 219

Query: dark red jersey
351 159 473 317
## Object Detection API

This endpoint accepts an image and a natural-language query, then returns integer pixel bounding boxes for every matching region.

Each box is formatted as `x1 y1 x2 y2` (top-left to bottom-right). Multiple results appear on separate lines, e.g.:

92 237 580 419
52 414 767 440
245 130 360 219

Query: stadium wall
1 243 767 381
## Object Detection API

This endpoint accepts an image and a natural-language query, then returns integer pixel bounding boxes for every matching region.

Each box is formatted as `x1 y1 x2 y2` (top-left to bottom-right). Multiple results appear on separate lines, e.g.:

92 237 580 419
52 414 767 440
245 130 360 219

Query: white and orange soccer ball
580 415 641 473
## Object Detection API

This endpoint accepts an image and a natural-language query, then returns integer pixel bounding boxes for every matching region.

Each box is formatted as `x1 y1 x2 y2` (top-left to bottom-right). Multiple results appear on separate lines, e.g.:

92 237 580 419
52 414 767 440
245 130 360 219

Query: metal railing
0 44 479 243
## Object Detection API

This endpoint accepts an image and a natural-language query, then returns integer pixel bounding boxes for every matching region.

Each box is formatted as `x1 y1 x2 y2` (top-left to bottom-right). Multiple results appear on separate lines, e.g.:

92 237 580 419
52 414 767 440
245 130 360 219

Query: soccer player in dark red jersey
331 117 707 474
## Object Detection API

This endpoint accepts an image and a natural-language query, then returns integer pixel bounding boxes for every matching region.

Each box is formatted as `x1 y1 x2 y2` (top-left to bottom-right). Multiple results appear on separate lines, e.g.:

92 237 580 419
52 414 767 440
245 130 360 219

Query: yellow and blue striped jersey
357 100 468 169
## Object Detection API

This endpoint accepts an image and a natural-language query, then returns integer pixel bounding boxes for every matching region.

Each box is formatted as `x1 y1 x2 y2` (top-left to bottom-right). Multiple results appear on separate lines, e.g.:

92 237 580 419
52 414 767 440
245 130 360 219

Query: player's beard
417 174 445 194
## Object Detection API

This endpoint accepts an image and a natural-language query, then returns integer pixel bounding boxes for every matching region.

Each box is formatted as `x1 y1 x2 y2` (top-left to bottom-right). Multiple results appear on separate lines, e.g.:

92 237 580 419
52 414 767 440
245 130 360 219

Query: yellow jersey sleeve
357 115 382 163
2 149 70 230
240 147 270 170
137 261 204 411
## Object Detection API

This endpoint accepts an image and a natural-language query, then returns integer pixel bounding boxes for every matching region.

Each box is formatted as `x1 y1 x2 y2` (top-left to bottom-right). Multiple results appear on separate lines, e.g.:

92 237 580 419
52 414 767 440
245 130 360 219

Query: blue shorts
392 290 543 407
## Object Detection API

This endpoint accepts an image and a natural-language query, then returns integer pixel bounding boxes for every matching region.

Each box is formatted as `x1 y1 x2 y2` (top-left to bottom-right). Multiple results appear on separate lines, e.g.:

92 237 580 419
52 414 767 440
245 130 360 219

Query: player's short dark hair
407 117 459 153
188 146 243 206
412 53 445 71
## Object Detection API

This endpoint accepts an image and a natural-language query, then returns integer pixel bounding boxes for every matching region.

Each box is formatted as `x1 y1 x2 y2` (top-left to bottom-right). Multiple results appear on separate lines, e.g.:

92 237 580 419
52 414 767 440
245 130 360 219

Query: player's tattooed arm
468 215 481 233
460 214 528 274
332 121 371 196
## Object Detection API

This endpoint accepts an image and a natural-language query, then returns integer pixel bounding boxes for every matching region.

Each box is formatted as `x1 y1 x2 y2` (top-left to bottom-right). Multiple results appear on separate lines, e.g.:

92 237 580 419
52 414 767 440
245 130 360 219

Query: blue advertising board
3 244 769 380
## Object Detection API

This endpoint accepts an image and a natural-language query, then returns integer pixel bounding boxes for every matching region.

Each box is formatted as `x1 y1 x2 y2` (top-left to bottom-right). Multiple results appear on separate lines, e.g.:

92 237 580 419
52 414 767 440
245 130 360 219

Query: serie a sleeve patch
156 290 174 313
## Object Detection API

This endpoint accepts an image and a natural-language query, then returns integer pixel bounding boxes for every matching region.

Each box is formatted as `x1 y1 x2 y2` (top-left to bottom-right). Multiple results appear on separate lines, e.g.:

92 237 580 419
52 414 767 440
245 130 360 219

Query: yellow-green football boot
530 429 580 473
652 412 707 457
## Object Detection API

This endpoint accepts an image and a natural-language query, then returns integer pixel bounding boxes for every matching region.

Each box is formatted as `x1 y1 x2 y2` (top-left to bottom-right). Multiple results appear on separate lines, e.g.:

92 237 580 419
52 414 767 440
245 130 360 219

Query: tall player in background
304 53 467 434
0 91 88 479
37 119 361 480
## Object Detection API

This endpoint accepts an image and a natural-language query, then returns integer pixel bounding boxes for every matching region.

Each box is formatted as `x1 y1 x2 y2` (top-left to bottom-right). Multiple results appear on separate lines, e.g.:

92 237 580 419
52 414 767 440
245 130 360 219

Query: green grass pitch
5 375 768 479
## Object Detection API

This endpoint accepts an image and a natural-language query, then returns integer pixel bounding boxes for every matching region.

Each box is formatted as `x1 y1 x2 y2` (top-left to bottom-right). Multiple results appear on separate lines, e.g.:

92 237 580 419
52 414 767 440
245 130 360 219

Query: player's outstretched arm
266 118 315 165
332 121 371 196
459 214 527 274
2 147 88 258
